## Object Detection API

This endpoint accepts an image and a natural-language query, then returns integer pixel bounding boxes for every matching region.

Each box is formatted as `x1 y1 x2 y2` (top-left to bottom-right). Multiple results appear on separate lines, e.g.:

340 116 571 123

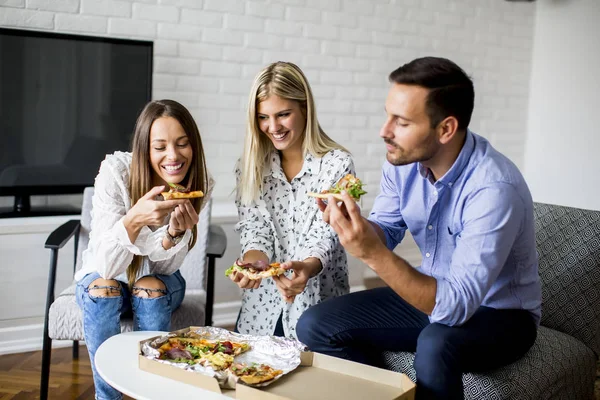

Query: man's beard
384 135 438 166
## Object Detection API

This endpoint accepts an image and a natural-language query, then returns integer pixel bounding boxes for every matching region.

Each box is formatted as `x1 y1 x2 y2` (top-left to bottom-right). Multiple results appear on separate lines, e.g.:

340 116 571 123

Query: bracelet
165 225 185 245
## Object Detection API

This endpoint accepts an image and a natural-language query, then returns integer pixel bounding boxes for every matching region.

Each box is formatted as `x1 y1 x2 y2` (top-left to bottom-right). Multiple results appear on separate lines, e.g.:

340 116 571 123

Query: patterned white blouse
235 149 353 339
74 151 214 283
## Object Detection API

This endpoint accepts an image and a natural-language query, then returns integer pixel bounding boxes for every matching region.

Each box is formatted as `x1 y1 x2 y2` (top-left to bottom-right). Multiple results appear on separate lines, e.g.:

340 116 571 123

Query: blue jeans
296 287 537 400
76 271 185 400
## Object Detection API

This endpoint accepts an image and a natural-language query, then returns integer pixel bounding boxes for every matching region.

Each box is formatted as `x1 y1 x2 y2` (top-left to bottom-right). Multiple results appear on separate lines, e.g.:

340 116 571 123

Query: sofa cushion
382 326 596 400
533 203 600 356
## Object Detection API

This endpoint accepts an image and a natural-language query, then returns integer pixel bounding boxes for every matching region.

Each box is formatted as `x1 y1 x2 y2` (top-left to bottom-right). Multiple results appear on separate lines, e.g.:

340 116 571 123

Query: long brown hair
127 99 209 287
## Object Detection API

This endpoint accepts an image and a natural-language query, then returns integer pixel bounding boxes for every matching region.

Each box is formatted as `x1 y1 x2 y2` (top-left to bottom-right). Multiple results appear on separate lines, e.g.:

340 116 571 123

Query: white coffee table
95 331 232 400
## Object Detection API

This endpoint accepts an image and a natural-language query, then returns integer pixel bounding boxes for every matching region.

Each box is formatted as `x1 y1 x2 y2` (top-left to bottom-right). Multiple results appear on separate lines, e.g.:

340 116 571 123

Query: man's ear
436 116 459 144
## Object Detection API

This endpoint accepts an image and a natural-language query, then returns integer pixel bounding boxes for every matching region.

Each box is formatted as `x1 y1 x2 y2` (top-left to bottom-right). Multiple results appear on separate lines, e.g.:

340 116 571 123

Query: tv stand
0 195 81 218
14 194 30 213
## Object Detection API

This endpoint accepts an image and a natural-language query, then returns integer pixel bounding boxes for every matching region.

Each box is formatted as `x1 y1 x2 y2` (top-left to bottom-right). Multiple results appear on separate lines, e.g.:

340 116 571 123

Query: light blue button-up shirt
369 131 542 326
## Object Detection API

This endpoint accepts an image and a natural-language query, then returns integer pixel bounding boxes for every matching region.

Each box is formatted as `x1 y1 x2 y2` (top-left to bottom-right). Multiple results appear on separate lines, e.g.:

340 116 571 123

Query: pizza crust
161 190 204 200
306 192 345 201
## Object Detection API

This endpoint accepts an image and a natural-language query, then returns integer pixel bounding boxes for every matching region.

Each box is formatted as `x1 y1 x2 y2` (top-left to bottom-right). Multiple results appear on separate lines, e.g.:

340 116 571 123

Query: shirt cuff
429 277 463 326
298 245 331 278
367 218 398 250
241 242 274 262
114 217 144 255
147 226 192 261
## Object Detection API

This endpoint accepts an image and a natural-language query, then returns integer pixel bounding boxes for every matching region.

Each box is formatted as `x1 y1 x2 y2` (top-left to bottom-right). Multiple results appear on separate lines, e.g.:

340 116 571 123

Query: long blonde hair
127 100 209 288
238 61 348 205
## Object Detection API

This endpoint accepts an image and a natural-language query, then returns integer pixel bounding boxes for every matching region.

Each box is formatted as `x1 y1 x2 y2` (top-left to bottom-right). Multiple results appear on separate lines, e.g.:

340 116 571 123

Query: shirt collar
267 150 321 181
418 129 475 187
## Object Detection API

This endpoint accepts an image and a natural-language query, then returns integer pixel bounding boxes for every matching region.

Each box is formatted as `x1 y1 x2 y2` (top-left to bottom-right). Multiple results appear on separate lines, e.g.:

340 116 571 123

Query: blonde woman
231 62 354 339
74 100 213 400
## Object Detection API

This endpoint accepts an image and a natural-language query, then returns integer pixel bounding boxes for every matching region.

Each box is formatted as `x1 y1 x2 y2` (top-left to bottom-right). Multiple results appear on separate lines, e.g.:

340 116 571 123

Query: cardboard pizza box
138 327 415 400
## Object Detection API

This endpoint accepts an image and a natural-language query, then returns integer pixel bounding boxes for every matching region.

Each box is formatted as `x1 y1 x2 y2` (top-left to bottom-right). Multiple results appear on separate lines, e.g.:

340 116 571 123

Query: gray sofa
383 202 600 399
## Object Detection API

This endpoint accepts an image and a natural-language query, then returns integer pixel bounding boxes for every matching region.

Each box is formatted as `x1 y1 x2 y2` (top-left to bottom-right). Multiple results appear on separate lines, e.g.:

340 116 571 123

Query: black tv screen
0 28 152 216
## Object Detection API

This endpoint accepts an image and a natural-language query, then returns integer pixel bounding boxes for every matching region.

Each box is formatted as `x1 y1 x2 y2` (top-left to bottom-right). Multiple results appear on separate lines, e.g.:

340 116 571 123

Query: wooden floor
0 345 101 400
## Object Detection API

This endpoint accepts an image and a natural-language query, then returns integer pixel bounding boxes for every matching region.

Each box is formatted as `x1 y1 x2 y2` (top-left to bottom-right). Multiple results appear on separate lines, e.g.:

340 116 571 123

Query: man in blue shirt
296 57 542 400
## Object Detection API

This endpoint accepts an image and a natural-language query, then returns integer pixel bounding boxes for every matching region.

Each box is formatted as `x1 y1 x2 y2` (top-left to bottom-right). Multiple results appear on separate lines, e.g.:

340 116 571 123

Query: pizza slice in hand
307 174 366 201
161 182 204 200
225 260 285 280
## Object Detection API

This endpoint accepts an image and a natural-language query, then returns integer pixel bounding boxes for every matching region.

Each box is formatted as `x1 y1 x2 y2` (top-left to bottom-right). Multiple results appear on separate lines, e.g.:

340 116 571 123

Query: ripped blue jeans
76 271 185 400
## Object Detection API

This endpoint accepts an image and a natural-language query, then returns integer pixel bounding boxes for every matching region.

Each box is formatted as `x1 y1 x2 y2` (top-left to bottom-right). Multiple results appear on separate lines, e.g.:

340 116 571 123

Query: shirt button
433 191 438 196
425 252 431 258
428 225 433 230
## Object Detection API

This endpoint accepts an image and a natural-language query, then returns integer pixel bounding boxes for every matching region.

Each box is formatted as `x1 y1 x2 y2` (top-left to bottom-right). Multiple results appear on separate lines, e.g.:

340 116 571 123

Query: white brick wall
0 0 536 212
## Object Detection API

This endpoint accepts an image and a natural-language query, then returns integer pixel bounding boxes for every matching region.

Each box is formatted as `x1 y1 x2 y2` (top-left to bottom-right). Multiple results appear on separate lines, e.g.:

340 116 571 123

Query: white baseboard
0 323 75 355
0 284 366 355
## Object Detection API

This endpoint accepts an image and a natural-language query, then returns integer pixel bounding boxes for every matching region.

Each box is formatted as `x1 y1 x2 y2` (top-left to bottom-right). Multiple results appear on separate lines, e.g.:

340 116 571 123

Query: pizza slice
199 351 235 370
230 362 283 385
225 260 285 280
156 337 250 366
161 182 204 200
307 173 366 201
198 339 250 370
157 337 214 363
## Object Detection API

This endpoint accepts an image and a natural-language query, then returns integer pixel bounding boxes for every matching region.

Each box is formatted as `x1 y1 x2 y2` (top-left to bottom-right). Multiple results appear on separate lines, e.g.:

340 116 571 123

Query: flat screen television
0 28 152 218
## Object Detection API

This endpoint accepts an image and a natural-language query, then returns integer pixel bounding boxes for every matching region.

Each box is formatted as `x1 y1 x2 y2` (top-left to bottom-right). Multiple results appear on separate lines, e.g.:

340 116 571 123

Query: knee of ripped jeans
131 286 167 298
86 280 122 298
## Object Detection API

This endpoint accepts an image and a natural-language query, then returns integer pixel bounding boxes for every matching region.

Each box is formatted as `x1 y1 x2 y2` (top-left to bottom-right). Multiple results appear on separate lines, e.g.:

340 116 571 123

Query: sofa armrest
45 219 81 250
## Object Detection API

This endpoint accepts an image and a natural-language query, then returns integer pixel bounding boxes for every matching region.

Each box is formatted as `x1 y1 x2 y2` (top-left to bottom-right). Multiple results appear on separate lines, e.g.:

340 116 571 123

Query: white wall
524 0 600 210
0 0 536 209
0 0 537 353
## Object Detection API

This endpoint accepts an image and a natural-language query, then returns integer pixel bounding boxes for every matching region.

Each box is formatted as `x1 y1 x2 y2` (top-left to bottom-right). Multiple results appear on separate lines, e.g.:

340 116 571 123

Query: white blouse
75 151 214 283
235 149 353 339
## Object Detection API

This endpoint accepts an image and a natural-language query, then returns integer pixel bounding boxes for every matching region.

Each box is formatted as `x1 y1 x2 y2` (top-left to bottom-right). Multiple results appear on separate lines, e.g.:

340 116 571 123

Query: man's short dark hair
389 57 474 130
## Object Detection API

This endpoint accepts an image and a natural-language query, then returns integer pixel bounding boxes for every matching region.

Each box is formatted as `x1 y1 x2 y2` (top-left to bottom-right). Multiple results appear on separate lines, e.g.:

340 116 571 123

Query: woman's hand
272 258 322 303
167 200 199 237
123 186 186 243
228 250 268 290
229 270 262 290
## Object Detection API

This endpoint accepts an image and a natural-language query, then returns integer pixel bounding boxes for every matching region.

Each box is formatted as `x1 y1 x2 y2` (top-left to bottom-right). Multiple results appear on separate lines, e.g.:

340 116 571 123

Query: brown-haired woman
74 99 213 400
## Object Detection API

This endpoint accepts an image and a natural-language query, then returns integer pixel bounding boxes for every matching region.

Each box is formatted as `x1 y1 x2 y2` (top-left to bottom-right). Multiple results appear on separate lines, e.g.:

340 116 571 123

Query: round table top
94 331 232 400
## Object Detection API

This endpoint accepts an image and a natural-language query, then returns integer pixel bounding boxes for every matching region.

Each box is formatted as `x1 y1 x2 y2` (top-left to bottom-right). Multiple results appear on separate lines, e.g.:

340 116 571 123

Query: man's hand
272 258 321 303
320 191 384 262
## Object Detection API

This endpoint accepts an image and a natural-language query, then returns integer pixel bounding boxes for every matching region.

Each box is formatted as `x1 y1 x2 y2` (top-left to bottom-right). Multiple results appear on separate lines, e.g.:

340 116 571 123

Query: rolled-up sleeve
234 167 275 261
368 163 407 250
431 184 525 326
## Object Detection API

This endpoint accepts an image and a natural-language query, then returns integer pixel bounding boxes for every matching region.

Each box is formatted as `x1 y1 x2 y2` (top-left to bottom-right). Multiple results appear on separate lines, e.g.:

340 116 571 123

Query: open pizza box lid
138 327 415 400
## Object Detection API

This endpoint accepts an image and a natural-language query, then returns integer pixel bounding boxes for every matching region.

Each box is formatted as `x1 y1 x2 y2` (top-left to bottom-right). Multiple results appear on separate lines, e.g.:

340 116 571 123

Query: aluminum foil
140 326 307 389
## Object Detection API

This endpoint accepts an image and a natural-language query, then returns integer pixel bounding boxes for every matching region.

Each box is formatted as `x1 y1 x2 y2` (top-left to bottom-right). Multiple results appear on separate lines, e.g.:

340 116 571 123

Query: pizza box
138 327 415 400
